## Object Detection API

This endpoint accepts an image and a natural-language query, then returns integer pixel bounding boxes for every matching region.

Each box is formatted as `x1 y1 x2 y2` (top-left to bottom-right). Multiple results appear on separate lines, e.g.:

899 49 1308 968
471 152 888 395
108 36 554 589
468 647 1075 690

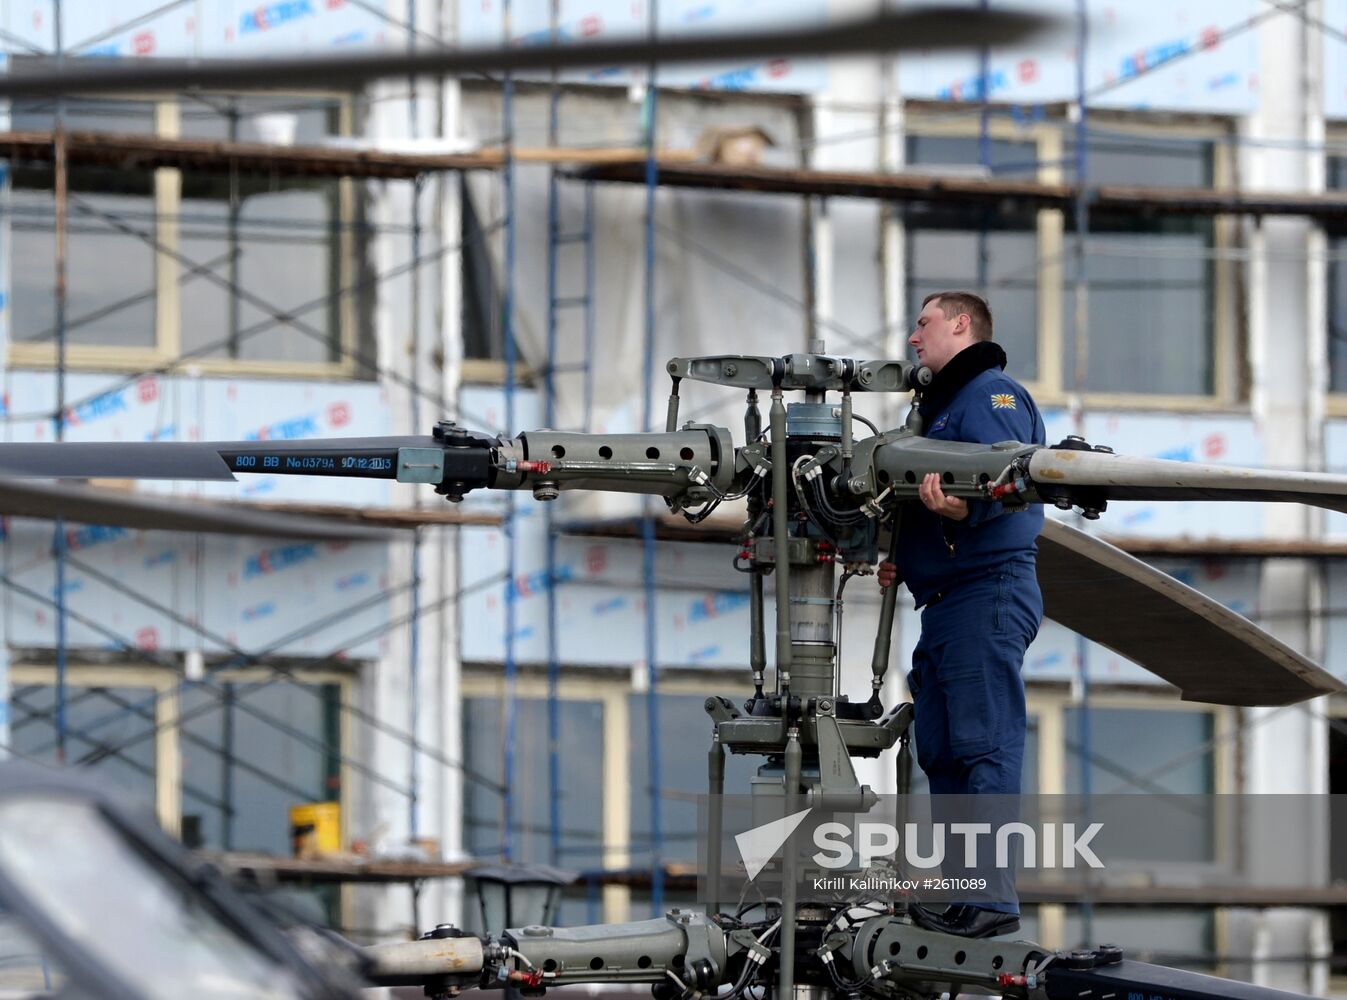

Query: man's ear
955 313 972 336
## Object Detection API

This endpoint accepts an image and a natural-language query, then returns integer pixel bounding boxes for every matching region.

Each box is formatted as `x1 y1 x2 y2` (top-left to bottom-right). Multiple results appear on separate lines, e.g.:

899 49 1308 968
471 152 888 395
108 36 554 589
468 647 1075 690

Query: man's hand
877 561 897 589
918 472 969 521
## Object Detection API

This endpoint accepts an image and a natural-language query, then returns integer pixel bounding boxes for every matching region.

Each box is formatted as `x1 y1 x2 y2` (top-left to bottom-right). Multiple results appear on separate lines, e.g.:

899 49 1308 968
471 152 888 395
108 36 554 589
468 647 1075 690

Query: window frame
461 665 752 923
902 109 1242 411
9 662 355 855
5 93 363 379
1026 686 1234 793
10 662 181 832
1026 684 1232 950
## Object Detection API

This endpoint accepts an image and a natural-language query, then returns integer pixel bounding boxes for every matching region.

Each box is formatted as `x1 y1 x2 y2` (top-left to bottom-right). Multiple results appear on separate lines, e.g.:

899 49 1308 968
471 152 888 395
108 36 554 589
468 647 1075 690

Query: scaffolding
2 0 1347 965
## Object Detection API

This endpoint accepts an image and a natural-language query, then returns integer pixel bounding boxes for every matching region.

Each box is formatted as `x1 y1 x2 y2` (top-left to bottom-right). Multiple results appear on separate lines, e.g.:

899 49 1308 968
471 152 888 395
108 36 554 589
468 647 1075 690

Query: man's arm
952 378 1041 527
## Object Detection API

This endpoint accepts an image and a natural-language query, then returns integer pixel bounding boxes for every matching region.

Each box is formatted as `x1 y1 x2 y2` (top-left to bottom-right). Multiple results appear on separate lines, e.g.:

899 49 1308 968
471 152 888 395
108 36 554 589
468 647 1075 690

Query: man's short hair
922 291 993 342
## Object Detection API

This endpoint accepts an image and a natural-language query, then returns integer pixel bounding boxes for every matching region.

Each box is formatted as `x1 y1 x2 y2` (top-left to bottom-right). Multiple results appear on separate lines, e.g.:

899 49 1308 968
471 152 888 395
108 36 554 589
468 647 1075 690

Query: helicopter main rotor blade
0 479 396 540
1036 518 1343 706
0 436 437 481
1029 449 1347 513
0 8 1055 98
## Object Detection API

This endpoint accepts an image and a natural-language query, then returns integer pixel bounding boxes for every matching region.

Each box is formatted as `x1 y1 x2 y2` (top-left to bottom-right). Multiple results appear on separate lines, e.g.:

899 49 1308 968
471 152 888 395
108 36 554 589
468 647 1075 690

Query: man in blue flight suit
879 290 1045 939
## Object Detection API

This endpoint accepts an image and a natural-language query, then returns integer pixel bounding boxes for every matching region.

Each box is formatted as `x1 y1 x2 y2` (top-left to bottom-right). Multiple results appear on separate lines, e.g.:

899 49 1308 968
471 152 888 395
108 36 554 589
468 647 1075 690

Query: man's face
909 299 972 374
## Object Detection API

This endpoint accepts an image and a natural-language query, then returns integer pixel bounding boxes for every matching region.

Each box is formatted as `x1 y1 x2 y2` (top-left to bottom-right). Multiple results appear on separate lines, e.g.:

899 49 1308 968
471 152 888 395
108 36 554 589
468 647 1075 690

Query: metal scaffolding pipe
640 1 665 915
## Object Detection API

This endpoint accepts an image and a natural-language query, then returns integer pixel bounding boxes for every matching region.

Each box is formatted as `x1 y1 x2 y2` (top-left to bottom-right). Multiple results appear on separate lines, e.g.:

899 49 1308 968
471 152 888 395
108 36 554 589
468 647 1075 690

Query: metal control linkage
668 353 931 394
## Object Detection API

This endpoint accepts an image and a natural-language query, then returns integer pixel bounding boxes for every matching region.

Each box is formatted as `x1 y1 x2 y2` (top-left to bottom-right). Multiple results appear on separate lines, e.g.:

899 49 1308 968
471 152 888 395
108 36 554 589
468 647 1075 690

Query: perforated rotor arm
846 431 1040 509
490 425 737 504
364 914 732 994
496 913 729 990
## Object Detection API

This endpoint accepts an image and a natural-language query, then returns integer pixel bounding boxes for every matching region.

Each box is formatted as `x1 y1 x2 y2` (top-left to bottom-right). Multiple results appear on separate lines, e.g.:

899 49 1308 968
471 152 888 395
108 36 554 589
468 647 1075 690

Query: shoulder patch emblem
991 393 1017 410
931 414 949 431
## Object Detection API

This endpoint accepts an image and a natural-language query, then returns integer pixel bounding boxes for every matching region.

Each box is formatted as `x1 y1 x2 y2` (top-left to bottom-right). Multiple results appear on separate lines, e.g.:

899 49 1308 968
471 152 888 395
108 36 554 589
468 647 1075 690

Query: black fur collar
917 340 1008 422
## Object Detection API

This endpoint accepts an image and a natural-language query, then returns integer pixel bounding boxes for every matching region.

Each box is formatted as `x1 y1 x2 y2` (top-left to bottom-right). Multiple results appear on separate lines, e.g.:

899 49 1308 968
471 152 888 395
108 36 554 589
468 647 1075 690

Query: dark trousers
908 558 1042 914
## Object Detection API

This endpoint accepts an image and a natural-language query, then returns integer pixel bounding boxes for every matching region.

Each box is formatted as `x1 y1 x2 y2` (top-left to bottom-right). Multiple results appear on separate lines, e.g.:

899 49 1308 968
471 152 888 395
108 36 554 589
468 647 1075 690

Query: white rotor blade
1029 449 1347 513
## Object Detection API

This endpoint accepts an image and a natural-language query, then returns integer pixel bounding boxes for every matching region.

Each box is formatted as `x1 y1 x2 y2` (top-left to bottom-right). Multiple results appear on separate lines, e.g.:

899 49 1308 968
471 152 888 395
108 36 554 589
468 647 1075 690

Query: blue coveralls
896 365 1045 915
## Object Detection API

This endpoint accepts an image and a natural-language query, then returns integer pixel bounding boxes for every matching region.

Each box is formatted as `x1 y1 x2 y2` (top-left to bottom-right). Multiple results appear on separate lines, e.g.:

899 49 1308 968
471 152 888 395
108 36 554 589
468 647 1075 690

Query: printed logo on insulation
939 68 1009 102
509 564 574 599
65 525 129 551
244 543 320 579
245 412 320 441
240 0 316 34
61 389 128 428
592 596 627 616
689 591 750 622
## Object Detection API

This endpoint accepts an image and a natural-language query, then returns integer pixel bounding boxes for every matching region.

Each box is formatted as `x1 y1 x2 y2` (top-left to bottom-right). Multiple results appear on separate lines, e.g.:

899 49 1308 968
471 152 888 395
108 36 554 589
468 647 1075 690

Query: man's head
909 291 994 374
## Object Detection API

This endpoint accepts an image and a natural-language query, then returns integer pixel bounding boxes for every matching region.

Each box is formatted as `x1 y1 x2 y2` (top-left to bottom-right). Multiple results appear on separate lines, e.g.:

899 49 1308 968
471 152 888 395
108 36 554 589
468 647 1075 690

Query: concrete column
355 0 465 942
1230 3 1329 991
357 64 418 938
435 7 467 934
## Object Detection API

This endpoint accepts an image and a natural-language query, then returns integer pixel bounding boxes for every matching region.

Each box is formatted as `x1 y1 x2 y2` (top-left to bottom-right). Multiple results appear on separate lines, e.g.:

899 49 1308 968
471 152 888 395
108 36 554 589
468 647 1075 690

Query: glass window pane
1062 709 1215 866
906 226 1039 382
1062 137 1216 395
627 693 758 867
463 696 606 869
1063 707 1214 795
11 177 157 349
179 176 346 364
1330 237 1347 392
178 95 338 144
1327 157 1347 392
173 95 359 366
1062 907 1214 971
908 135 1039 178
904 135 1040 382
1065 134 1213 187
8 98 158 351
179 678 341 856
1062 220 1215 394
10 96 154 135
9 684 158 814
462 175 504 361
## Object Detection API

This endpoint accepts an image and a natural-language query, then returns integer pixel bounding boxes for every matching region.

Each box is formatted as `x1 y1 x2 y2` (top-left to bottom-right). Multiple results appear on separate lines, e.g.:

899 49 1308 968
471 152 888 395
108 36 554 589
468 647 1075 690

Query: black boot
908 902 970 932
917 905 1020 939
